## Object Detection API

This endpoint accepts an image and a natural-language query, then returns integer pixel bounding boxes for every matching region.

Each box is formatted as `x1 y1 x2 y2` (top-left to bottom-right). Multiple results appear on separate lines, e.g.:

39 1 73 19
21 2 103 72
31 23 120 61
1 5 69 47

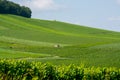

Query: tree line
0 0 32 18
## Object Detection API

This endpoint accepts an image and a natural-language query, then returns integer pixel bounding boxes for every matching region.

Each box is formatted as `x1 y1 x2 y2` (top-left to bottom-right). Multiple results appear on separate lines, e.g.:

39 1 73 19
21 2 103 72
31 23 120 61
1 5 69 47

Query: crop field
0 60 120 80
0 14 120 68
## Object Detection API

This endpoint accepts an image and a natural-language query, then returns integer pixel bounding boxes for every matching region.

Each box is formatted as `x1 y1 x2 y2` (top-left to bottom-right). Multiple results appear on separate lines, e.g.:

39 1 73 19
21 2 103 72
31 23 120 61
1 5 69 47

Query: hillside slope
0 14 120 67
0 14 120 44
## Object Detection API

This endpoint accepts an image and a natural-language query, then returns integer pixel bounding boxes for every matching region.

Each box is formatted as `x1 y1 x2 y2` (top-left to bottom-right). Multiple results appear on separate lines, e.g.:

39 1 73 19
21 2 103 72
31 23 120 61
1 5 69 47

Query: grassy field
0 14 120 67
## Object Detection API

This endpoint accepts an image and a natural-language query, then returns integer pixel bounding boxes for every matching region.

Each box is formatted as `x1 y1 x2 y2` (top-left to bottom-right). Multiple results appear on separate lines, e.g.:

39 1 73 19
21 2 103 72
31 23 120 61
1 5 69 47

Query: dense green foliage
0 14 120 67
0 0 31 18
0 60 119 80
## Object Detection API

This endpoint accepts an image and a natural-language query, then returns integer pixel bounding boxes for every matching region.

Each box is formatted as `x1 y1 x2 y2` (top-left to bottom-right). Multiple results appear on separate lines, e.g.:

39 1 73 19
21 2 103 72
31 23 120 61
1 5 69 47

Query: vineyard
0 14 120 79
0 60 119 80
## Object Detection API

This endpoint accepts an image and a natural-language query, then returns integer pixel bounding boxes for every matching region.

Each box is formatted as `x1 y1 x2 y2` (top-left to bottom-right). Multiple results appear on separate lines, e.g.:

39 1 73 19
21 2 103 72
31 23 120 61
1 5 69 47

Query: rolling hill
0 14 120 67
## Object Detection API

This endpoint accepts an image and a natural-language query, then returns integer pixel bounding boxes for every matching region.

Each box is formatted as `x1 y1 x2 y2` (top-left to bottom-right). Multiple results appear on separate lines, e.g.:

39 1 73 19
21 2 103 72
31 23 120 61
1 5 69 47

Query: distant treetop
0 0 32 18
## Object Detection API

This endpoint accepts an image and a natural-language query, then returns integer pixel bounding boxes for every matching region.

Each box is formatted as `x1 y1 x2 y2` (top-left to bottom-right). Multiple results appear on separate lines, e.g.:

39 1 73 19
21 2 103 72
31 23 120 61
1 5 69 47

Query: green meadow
0 14 120 67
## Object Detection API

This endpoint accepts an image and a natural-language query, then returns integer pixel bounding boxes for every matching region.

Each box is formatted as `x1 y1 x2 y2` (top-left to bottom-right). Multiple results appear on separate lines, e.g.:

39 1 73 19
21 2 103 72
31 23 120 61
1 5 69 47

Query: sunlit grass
0 14 120 67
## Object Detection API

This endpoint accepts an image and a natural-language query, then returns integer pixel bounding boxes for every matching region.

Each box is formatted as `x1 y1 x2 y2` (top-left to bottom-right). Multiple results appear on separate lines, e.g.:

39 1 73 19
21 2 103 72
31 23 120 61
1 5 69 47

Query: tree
20 6 32 18
0 0 32 18
0 0 9 14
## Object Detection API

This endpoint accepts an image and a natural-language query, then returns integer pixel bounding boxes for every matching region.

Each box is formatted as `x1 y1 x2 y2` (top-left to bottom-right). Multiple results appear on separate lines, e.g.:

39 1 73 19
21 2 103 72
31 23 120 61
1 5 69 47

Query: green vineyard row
0 60 120 80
